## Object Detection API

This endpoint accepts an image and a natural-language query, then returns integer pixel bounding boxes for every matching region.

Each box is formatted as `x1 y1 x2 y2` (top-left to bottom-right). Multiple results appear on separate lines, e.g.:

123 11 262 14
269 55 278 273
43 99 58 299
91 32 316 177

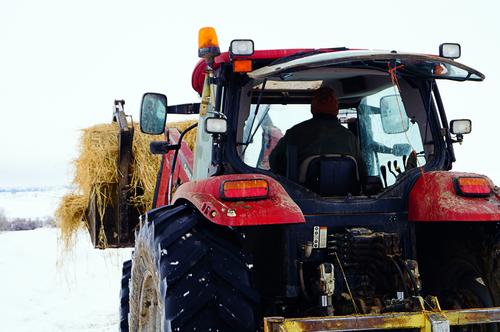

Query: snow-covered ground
0 186 68 219
0 227 132 332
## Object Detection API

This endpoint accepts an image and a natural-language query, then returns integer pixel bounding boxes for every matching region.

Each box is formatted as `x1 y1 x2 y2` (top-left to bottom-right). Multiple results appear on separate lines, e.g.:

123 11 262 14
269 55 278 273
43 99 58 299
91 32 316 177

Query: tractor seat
298 154 361 196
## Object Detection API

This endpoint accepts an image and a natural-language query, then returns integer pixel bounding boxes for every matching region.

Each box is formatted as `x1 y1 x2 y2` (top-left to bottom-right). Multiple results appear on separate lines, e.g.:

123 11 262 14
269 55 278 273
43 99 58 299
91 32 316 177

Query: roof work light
230 39 254 57
198 27 221 59
439 43 461 59
450 119 472 135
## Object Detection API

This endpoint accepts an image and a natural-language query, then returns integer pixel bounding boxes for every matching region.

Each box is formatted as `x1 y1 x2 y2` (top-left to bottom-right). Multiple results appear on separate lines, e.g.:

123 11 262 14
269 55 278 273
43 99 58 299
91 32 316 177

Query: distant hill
0 186 70 219
0 185 70 193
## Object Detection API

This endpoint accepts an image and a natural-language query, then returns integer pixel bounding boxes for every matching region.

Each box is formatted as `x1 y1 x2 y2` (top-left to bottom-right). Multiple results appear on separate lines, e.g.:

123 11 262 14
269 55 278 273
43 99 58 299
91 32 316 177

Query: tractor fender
408 171 500 222
172 174 305 226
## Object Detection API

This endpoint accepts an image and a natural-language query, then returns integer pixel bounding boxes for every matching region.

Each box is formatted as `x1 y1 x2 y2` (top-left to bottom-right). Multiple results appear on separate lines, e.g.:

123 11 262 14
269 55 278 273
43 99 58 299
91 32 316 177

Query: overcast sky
1 0 499 187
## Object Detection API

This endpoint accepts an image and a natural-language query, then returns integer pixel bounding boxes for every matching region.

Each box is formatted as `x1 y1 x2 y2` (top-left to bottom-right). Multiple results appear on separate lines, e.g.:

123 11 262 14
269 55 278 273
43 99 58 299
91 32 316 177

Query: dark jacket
269 114 362 176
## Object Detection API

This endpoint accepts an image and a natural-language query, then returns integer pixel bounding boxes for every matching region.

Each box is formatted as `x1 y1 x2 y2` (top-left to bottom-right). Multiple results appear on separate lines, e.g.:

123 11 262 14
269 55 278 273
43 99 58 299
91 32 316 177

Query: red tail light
454 177 492 197
221 179 269 200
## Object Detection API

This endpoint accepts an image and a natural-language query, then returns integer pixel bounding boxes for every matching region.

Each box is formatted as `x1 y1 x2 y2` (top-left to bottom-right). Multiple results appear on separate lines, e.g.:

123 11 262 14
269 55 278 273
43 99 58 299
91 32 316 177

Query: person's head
311 86 339 116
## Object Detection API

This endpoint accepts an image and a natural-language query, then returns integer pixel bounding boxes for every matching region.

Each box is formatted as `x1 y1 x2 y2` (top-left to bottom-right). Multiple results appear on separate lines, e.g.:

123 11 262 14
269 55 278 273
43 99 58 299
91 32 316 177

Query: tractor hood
249 50 485 82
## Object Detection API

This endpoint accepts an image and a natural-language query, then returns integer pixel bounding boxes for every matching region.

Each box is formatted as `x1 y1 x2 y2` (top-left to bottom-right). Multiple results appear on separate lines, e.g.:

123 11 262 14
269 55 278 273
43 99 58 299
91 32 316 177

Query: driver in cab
269 86 362 177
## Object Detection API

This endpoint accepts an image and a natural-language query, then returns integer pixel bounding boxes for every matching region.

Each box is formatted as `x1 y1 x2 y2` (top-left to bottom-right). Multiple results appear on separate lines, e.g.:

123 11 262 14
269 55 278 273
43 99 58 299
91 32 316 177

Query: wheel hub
138 273 161 332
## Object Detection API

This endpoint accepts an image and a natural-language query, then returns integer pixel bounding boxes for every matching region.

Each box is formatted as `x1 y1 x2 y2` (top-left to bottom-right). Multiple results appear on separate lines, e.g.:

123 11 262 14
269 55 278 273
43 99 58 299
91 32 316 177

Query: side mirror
140 93 167 135
380 95 410 134
205 117 227 134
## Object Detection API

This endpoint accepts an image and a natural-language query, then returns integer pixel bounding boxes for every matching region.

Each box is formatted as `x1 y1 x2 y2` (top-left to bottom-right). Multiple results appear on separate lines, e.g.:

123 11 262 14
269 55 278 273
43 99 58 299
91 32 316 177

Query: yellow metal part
199 71 211 116
264 307 500 332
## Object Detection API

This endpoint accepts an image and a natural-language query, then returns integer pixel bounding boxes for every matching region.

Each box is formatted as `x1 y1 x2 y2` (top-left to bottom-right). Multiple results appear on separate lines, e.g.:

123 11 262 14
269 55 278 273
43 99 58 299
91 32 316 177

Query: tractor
115 28 500 331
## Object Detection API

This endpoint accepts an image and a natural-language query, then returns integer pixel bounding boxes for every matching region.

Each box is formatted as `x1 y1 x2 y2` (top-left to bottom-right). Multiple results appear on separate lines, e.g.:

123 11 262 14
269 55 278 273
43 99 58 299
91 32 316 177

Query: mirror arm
450 133 464 144
167 123 198 204
150 141 179 154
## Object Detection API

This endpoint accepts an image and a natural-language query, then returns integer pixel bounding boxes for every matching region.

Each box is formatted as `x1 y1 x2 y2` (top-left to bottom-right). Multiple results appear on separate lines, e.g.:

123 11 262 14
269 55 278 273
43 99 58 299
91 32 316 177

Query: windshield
237 67 431 191
358 87 426 185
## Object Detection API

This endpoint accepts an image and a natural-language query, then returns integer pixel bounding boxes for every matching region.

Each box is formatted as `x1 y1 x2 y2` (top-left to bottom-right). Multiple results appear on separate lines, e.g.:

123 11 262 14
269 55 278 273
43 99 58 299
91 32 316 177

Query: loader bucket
85 106 141 248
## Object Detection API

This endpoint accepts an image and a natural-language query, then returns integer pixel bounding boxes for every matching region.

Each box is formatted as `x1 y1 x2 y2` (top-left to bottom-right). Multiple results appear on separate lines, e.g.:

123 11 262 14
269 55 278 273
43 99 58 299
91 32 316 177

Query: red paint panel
168 129 194 184
155 154 170 207
408 171 500 222
172 174 305 226
154 128 194 207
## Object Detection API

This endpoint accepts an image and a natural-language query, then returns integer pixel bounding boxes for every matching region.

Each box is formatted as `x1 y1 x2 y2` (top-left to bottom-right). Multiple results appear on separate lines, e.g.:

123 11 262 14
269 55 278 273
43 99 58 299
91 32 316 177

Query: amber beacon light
198 27 220 59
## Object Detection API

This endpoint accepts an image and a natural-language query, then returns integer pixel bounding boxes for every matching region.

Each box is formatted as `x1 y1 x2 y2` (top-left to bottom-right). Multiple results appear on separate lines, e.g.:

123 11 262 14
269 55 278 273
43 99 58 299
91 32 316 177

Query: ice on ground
0 228 132 332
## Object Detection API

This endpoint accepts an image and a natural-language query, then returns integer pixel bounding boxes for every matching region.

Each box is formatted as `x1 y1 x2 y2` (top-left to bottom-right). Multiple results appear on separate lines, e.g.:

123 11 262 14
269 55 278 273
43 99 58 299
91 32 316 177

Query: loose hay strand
56 194 88 249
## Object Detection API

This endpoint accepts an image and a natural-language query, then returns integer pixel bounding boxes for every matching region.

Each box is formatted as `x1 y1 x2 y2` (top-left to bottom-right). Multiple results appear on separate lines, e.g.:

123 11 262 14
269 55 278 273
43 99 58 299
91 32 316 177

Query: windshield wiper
244 105 272 152
245 79 268 141
243 78 269 154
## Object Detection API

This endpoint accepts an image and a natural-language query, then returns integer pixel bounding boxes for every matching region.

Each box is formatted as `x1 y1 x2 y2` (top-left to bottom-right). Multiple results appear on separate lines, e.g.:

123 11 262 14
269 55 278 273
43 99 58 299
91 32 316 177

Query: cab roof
192 48 345 94
191 48 484 95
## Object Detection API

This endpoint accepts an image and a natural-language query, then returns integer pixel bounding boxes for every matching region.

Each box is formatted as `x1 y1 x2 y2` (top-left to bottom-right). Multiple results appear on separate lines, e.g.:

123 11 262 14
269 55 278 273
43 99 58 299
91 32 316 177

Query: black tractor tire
434 256 498 332
480 230 500 307
119 259 132 332
128 204 259 332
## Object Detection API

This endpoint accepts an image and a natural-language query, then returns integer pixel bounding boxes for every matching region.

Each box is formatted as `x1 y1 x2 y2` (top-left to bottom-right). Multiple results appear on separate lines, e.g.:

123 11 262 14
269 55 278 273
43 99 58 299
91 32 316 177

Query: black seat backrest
298 154 360 196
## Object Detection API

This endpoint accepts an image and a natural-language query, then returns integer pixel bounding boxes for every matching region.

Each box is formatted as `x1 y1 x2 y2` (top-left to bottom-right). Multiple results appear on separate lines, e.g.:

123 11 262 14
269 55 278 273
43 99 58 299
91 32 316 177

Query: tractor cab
238 69 425 196
130 28 500 332
140 29 484 205
190 43 480 200
235 50 483 198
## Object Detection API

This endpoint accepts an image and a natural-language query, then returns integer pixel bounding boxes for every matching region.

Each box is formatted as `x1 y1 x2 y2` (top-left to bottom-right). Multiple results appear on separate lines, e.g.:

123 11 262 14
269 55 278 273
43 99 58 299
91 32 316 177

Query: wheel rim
138 272 161 332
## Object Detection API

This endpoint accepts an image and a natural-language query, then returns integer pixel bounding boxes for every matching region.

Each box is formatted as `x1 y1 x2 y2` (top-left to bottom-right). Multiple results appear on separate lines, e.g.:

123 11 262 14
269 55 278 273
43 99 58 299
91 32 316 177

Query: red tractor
117 28 500 331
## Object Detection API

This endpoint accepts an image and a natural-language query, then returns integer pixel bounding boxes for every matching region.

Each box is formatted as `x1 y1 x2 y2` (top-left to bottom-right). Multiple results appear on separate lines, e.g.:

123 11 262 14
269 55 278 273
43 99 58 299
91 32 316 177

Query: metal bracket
264 306 500 332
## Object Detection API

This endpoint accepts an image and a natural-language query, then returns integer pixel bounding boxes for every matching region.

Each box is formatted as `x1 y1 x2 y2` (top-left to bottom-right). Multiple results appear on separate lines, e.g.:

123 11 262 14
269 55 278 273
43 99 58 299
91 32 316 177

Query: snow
0 187 67 219
0 228 132 332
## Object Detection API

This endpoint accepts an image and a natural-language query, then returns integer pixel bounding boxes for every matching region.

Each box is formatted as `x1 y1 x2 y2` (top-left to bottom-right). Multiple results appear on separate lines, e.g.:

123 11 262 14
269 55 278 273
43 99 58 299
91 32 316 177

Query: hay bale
57 123 123 247
56 120 197 247
129 128 162 210
74 123 120 194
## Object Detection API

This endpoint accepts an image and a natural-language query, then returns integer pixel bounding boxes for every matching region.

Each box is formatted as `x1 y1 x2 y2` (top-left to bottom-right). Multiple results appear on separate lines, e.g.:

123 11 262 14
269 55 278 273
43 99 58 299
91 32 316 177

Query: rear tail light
221 179 269 200
454 177 492 197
